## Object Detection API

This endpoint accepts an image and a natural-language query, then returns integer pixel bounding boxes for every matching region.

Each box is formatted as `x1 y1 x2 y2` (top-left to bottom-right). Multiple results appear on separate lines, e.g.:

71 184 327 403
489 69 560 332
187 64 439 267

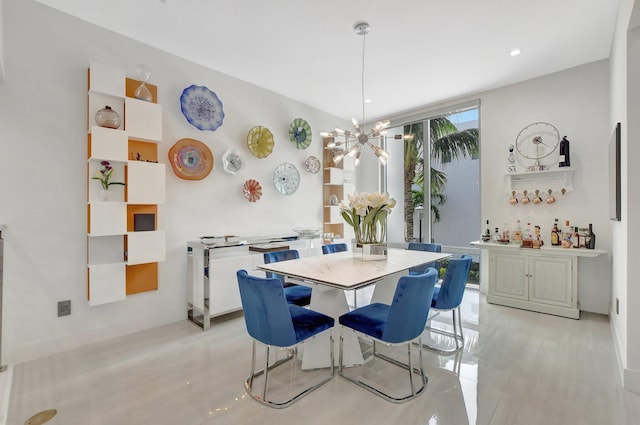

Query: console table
471 241 605 319
187 234 326 330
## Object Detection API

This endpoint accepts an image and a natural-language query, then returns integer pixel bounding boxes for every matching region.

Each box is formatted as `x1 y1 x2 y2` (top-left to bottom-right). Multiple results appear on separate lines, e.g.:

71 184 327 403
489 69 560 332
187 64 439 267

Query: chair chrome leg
407 342 415 397
244 334 335 409
248 340 257 392
422 306 465 354
339 334 428 403
262 345 270 401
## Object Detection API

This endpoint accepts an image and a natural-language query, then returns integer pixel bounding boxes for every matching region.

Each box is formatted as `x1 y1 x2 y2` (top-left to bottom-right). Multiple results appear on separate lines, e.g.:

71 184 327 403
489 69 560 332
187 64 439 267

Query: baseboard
609 307 640 394
0 366 13 425
624 367 640 394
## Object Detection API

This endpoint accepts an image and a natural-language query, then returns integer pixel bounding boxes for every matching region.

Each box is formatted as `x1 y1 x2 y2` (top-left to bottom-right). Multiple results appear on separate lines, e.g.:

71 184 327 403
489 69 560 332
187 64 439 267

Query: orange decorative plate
243 179 263 202
168 138 214 180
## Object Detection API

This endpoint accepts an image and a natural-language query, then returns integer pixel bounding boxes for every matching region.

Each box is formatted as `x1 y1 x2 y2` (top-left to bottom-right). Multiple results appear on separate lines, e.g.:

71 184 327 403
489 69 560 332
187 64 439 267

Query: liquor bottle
502 221 510 242
493 227 500 242
513 220 523 243
482 220 491 242
563 220 571 241
559 136 571 167
551 219 560 246
573 226 580 248
586 223 596 249
523 222 533 248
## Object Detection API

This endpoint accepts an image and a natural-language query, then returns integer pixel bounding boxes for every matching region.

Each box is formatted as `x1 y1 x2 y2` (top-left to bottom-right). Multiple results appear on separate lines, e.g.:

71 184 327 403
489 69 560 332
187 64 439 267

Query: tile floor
7 288 640 425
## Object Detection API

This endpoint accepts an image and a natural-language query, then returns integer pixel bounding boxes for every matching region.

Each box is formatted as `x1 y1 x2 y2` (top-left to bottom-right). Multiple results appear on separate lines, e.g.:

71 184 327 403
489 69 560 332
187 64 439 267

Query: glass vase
352 240 388 261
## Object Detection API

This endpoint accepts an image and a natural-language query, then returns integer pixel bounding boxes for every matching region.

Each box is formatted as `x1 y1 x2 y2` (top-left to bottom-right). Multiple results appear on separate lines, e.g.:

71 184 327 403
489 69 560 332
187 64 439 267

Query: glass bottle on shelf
586 223 596 249
493 227 500 242
551 219 560 246
512 220 523 244
573 227 580 248
481 220 491 242
502 221 510 242
559 136 571 167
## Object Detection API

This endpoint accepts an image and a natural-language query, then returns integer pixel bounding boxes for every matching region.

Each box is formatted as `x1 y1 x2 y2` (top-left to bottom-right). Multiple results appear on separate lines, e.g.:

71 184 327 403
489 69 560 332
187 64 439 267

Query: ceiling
35 0 619 122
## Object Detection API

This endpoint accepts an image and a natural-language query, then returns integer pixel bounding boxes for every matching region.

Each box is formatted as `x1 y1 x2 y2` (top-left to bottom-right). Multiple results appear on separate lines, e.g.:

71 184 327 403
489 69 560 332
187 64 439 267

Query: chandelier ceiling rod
321 22 391 167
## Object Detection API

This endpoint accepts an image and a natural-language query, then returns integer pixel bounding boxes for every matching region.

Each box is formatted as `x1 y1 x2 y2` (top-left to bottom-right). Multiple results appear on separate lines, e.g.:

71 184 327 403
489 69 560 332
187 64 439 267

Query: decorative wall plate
304 156 321 174
180 85 225 131
168 138 214 180
247 126 274 158
273 162 300 195
243 179 262 202
289 118 312 149
222 149 243 174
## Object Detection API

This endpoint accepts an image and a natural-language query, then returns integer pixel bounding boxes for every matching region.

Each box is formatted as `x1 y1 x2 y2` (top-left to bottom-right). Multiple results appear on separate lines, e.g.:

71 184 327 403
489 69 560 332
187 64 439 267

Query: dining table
256 247 451 370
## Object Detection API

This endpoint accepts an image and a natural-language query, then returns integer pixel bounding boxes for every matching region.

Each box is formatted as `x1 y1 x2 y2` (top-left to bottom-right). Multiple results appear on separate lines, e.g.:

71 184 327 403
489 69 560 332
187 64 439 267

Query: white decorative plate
273 162 300 195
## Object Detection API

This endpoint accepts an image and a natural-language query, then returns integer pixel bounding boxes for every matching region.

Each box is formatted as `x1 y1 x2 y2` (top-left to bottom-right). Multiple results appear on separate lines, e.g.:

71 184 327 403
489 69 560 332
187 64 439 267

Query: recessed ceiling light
510 48 522 57
364 98 372 103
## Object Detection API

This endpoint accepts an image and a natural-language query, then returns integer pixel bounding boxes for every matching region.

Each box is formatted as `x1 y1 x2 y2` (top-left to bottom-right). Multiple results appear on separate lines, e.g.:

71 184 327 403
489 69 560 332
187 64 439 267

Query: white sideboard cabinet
187 236 326 330
472 242 605 319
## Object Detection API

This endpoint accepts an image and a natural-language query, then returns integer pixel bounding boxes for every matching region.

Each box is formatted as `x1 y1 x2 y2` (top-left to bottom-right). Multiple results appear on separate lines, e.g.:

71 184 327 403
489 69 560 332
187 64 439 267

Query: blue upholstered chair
321 243 348 255
338 268 438 403
407 242 443 276
236 270 335 408
423 255 472 354
263 250 312 306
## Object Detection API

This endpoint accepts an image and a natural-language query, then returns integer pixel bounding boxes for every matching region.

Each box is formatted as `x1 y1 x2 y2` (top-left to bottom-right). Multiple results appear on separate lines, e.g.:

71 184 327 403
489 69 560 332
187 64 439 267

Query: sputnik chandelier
321 22 391 166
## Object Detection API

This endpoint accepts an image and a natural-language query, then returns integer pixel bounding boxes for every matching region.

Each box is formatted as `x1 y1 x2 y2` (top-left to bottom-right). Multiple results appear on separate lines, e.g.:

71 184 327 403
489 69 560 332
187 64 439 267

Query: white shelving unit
87 61 165 306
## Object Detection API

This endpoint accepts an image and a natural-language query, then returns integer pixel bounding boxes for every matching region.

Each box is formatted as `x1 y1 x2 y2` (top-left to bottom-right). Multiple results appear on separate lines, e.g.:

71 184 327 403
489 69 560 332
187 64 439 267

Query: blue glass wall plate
273 162 300 195
180 85 225 131
288 118 312 149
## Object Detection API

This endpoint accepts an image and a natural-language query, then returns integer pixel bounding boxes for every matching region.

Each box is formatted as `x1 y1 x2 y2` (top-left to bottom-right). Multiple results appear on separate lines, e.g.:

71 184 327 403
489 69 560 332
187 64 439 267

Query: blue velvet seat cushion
339 303 390 340
289 305 334 342
284 285 312 307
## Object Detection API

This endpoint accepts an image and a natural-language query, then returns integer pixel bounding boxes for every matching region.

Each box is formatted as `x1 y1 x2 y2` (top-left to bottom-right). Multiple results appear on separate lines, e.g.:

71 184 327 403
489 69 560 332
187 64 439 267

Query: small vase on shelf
99 188 109 201
95 106 121 129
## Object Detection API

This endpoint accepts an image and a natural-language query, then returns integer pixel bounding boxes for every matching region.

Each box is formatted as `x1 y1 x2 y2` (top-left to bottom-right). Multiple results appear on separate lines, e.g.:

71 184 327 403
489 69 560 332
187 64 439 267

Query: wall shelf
505 168 575 195
87 62 165 306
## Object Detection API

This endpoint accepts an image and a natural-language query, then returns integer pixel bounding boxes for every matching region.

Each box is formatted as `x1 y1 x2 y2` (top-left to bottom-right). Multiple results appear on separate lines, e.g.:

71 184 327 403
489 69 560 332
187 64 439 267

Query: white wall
610 0 640 392
0 0 348 364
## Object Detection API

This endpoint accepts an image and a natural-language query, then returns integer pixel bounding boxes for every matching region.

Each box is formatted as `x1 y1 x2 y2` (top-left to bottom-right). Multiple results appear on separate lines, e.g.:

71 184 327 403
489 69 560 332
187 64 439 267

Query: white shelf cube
89 61 125 97
127 231 166 265
88 202 127 236
127 162 166 204
326 205 342 223
125 98 162 142
88 263 126 306
89 126 128 161
325 167 343 184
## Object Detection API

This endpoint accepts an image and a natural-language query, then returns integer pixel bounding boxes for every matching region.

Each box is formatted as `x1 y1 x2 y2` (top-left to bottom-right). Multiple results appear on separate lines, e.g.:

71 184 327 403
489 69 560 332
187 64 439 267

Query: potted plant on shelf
340 191 396 261
92 161 125 200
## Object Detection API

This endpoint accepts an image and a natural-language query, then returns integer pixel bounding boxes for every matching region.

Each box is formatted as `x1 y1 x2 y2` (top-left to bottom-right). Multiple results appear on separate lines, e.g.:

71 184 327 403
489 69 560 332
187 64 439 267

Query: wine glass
134 64 153 102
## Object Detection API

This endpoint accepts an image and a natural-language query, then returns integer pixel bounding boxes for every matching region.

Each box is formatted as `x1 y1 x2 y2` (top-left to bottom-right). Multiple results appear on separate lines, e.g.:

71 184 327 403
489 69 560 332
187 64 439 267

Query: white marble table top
256 248 451 290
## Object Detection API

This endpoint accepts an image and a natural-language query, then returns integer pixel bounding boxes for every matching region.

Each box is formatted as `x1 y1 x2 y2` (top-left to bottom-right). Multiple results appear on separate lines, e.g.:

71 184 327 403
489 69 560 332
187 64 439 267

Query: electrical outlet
58 300 71 317
616 298 620 315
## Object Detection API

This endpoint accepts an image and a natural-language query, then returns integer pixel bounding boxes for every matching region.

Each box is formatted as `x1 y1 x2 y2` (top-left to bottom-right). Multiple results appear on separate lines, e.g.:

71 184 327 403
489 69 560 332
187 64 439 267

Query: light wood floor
7 289 640 425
